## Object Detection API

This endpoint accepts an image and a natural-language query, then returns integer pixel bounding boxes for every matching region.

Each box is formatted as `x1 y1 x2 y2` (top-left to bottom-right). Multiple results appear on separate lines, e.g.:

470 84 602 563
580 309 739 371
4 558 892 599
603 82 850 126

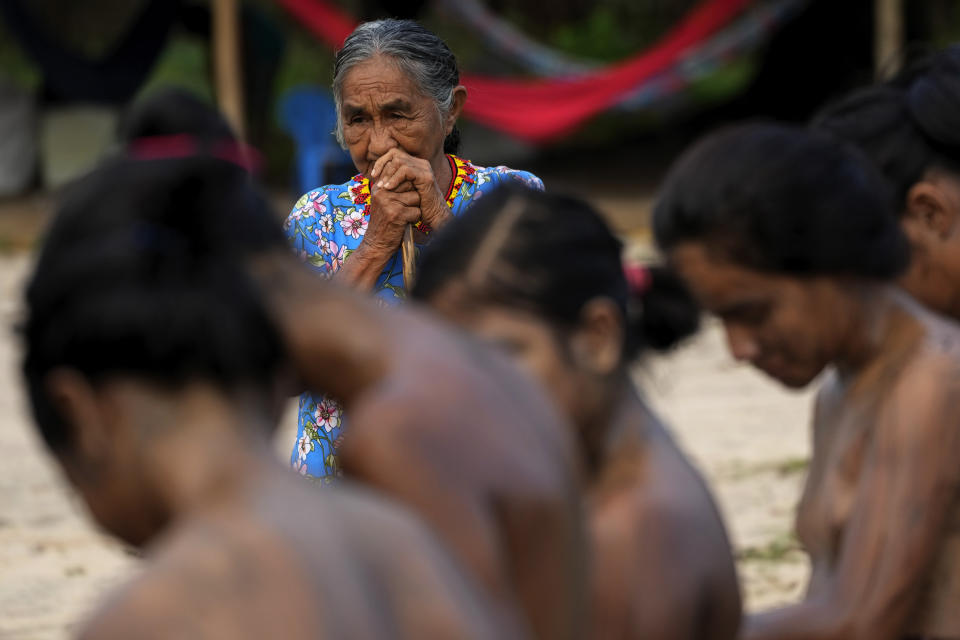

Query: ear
45 368 112 464
904 181 958 240
444 86 467 137
568 298 623 376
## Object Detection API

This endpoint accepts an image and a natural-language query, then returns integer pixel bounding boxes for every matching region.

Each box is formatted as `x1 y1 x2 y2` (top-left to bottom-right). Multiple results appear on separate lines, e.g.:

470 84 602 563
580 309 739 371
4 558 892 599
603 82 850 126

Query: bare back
260 259 586 639
588 402 741 640
338 303 586 640
79 467 513 640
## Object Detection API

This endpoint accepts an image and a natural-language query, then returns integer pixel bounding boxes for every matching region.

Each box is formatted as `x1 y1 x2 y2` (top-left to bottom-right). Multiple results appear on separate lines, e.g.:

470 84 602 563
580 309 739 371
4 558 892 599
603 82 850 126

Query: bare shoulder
345 318 576 487
595 449 727 566
896 321 960 423
77 569 177 640
919 306 960 358
79 512 319 639
591 453 740 639
869 319 960 465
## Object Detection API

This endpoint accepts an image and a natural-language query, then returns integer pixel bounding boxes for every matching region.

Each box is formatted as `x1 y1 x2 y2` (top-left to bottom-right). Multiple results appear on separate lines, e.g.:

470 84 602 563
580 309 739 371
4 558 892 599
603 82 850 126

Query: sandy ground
0 185 813 638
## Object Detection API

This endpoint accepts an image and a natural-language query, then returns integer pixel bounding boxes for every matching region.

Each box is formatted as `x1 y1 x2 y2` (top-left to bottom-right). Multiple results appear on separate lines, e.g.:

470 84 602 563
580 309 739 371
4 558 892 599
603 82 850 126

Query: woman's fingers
370 148 413 180
372 203 421 232
387 180 416 193
372 151 433 191
376 158 419 191
370 189 421 223
383 189 420 207
369 148 402 179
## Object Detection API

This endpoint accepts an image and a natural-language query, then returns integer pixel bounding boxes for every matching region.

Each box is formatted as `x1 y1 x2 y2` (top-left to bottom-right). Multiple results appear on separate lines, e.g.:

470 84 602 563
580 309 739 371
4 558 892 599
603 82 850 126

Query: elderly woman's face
670 241 851 388
340 54 449 176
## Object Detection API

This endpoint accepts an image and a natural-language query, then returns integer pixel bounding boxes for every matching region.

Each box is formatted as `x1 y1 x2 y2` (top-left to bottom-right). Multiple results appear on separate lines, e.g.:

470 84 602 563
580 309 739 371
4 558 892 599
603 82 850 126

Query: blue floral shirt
284 155 544 481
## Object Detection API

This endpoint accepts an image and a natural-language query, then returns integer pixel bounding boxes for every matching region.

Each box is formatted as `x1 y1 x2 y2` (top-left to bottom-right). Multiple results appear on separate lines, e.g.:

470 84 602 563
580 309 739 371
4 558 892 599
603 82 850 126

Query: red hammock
275 0 750 143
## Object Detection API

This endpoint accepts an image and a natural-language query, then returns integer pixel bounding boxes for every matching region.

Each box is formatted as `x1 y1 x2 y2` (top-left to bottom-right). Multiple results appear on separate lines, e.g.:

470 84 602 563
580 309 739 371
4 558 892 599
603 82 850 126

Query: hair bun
628 266 700 353
906 45 960 149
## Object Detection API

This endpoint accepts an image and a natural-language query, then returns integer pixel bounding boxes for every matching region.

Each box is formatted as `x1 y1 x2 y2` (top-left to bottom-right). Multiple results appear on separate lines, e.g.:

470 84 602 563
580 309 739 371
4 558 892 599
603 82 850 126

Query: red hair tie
624 263 651 296
127 134 262 173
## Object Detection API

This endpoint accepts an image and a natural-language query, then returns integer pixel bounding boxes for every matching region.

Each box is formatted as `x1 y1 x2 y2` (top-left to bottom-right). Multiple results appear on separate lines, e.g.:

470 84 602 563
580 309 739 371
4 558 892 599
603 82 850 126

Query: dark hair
333 19 462 154
413 184 699 361
119 88 236 143
22 156 287 452
812 45 960 207
653 122 909 279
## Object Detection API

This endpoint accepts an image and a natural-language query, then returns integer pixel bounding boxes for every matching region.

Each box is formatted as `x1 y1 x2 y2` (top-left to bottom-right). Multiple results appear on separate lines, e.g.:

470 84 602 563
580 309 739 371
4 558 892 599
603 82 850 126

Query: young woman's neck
833 283 924 383
143 386 277 519
577 372 649 479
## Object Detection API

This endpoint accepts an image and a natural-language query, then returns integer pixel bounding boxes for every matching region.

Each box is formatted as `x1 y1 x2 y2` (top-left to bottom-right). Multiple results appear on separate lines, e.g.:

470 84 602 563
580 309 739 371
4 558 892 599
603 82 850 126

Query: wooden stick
213 0 246 139
874 0 904 79
401 224 416 293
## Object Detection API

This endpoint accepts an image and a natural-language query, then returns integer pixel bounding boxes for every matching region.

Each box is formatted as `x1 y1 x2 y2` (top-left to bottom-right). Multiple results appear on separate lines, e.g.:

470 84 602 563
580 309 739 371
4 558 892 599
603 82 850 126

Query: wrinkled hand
363 180 421 258
370 149 450 230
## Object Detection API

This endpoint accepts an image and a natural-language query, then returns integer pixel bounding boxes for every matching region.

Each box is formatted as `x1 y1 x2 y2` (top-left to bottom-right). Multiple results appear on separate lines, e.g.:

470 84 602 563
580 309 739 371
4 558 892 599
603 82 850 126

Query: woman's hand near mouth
370 148 452 232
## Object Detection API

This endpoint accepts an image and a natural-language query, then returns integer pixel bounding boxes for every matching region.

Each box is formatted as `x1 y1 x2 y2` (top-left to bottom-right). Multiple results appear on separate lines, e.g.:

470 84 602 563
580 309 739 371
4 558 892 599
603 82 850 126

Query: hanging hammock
274 0 805 142
434 0 593 77
616 0 807 111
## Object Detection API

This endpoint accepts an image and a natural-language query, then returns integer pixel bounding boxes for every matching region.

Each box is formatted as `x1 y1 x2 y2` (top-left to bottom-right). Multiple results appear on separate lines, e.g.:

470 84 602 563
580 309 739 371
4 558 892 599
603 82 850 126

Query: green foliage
737 531 802 562
772 456 810 477
722 456 811 482
503 0 699 64
275 32 335 95
687 57 757 104
550 6 639 63
921 0 960 49
0 18 40 90
136 36 213 102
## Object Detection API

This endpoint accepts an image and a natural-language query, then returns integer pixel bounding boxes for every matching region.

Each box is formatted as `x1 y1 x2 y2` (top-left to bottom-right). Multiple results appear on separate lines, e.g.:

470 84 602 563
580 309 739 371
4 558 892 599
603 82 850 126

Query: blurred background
0 1 956 638
2 0 957 227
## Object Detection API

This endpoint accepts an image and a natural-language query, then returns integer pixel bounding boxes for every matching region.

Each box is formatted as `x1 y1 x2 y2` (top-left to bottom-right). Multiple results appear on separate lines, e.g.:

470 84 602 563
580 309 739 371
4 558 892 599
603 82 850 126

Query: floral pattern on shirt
284 155 543 480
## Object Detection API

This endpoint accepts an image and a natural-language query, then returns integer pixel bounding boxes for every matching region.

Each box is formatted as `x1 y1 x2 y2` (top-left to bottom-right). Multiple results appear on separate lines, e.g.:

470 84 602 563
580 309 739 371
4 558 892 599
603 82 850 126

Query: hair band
624 263 651 296
127 134 262 173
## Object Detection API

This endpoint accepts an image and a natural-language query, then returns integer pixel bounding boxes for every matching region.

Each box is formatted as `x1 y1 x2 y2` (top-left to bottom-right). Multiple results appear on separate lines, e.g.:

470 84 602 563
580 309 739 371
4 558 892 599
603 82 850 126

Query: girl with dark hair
22 154 515 640
285 19 544 480
413 184 742 640
655 122 960 640
813 45 960 320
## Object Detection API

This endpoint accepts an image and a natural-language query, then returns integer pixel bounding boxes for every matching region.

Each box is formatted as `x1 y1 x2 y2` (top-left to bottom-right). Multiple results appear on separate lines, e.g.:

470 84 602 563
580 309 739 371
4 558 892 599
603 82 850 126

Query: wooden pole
401 225 416 292
874 0 904 79
213 0 246 139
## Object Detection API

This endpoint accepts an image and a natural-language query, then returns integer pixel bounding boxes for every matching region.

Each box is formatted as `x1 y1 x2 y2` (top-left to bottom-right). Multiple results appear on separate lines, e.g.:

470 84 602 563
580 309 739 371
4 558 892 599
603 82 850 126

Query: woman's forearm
332 243 394 291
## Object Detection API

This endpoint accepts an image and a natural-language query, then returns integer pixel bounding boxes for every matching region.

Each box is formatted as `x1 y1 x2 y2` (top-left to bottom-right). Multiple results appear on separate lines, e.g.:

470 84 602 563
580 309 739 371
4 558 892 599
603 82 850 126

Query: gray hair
332 19 461 154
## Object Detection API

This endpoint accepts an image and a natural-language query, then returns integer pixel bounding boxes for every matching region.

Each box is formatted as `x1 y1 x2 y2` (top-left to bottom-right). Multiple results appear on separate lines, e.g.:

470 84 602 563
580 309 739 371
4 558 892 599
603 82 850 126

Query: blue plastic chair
278 86 353 194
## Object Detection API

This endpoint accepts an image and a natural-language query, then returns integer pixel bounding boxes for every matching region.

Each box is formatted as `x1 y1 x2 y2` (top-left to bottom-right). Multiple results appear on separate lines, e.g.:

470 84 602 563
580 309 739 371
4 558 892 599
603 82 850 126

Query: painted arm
250 250 391 402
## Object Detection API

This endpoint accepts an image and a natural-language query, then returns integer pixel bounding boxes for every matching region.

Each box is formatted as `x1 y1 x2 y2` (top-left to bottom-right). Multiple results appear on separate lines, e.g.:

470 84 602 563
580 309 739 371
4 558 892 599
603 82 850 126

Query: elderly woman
813 46 960 321
285 19 543 479
655 123 960 640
